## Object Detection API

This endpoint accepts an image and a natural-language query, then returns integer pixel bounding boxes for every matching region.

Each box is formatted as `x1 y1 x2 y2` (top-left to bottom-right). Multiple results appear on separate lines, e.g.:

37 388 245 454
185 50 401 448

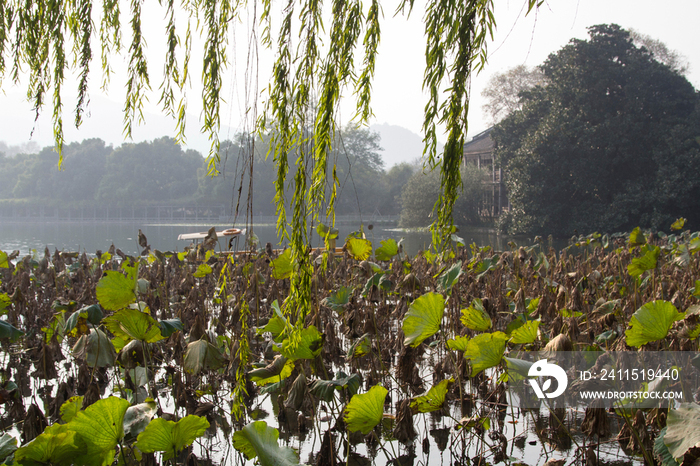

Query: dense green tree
380 163 417 216
400 164 485 228
97 137 203 205
494 24 700 236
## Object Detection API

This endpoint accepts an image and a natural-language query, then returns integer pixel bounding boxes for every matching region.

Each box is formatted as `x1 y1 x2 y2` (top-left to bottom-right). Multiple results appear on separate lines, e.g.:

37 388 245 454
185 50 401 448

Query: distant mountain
369 123 444 169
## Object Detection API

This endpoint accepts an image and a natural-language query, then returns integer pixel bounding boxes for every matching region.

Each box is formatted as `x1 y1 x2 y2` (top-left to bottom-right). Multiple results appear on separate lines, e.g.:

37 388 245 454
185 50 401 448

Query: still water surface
0 221 524 257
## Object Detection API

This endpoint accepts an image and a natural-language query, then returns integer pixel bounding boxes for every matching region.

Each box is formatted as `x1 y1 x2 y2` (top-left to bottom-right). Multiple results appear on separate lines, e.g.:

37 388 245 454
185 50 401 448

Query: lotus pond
0 224 700 466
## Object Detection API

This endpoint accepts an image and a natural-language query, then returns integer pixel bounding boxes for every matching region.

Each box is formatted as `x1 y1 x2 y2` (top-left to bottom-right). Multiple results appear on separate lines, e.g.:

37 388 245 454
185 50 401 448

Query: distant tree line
0 129 490 227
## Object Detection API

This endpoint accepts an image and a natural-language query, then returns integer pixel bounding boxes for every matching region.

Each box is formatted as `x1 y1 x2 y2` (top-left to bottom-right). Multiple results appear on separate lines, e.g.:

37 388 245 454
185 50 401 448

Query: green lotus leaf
280 325 323 361
362 272 392 297
0 433 17 464
136 415 209 461
671 218 686 231
402 292 445 347
654 427 681 466
510 320 540 344
346 237 373 261
310 372 361 402
158 318 183 338
13 423 82 466
628 226 646 248
0 292 10 314
193 263 213 278
123 399 157 439
504 357 534 382
436 261 463 294
344 385 388 435
347 333 372 360
72 328 117 367
183 338 225 374
317 223 339 239
96 271 136 311
271 249 295 280
60 396 84 423
625 300 684 347
628 246 660 277
472 255 499 279
446 335 470 352
67 396 130 466
664 403 700 459
464 332 508 376
104 308 164 343
232 421 300 466
375 238 399 261
0 320 24 341
410 378 453 414
0 251 8 269
249 356 293 386
321 286 352 313
460 299 492 331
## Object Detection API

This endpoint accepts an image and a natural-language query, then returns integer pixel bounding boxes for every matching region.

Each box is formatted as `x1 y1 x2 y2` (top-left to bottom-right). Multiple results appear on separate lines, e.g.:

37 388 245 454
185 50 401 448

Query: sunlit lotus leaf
671 217 686 231
317 223 339 239
410 378 453 414
193 263 213 278
13 423 82 466
136 415 209 461
446 335 470 352
104 308 164 343
664 403 700 459
322 286 352 313
310 372 361 402
625 300 684 347
60 396 84 423
183 338 225 374
628 245 660 277
72 328 116 367
460 299 491 331
271 249 295 280
96 271 136 311
402 292 445 347
123 399 158 439
232 421 300 466
0 320 24 341
249 356 293 386
158 318 183 338
375 238 399 261
0 251 8 268
347 333 372 360
628 226 646 248
510 320 540 344
280 325 323 361
464 332 508 376
437 261 463 294
346 237 372 261
344 385 388 435
0 433 17 463
67 396 130 466
0 292 10 314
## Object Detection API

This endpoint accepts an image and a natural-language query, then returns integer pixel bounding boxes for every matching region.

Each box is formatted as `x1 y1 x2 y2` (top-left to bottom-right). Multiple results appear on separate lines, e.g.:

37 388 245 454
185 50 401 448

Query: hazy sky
0 0 698 155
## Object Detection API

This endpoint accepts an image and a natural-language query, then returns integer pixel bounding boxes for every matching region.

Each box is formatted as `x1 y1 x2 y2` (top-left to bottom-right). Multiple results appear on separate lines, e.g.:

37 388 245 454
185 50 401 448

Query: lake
0 221 531 257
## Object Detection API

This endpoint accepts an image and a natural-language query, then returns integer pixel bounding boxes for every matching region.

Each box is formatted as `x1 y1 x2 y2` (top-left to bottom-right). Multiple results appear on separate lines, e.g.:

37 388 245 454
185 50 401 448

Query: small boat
177 228 245 241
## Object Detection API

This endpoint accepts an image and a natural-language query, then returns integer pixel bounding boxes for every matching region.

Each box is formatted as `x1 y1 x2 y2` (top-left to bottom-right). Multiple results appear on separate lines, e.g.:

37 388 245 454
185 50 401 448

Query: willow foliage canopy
0 0 540 324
